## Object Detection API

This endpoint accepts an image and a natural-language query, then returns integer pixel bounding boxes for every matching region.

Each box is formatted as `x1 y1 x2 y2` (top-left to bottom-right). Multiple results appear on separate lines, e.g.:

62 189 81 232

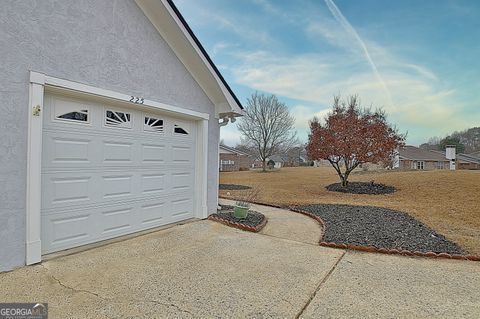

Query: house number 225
129 96 144 104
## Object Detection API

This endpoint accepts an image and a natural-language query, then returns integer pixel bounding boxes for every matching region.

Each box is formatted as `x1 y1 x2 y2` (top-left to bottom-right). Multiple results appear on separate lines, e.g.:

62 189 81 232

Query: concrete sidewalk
220 199 322 245
1 209 479 318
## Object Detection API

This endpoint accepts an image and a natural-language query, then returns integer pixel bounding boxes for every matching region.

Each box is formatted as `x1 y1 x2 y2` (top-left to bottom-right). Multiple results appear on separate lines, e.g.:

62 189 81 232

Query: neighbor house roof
468 150 480 158
430 150 480 164
219 144 251 156
135 0 244 116
457 153 480 164
399 146 449 161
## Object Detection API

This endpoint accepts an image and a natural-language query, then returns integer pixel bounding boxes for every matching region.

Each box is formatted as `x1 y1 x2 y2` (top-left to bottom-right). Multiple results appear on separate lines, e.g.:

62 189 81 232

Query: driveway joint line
256 231 321 247
295 250 346 319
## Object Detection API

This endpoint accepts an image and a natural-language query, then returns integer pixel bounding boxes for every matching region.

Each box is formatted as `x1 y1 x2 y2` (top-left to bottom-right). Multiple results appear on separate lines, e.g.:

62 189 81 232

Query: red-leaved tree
307 95 406 187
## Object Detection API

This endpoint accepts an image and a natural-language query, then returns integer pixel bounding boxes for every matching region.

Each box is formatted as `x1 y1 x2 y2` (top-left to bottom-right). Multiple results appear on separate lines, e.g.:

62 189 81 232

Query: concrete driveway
1 220 479 318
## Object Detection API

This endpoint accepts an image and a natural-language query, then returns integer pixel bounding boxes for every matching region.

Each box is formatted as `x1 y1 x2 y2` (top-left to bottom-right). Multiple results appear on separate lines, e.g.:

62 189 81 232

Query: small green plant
234 187 261 219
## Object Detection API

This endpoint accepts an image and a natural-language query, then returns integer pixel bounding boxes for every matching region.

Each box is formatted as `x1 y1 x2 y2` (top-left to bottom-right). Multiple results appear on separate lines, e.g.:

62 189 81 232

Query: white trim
26 71 211 263
194 119 209 219
26 75 45 265
215 133 220 208
32 72 209 120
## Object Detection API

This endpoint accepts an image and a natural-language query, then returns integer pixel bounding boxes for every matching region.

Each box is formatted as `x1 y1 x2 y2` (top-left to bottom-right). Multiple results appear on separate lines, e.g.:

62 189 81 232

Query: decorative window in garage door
105 110 132 128
144 116 164 133
54 99 89 123
174 124 189 135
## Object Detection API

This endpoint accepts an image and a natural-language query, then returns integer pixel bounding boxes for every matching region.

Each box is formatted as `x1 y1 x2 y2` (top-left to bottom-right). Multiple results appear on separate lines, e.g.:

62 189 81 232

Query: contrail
324 0 394 109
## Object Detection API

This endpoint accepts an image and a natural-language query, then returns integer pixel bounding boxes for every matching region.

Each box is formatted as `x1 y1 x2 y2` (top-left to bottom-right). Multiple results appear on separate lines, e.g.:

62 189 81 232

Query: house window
436 161 444 169
174 124 188 135
144 116 164 133
105 110 132 128
416 161 425 170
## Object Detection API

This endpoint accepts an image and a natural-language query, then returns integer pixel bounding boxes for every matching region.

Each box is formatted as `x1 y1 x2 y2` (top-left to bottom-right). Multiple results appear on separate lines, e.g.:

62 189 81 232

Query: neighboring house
268 155 285 169
396 146 450 170
252 155 285 169
252 153 306 169
456 154 480 170
429 150 480 170
0 0 243 272
468 150 480 158
219 145 253 171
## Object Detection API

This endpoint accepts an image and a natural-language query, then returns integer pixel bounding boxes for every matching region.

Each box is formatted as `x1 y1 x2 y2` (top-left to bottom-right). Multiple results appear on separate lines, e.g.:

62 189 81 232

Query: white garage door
41 93 196 253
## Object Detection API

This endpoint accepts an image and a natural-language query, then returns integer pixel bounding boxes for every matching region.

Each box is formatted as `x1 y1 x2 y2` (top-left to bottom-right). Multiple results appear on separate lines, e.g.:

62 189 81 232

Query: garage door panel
141 173 166 195
101 174 133 199
170 198 194 222
41 93 197 254
99 206 135 235
172 145 193 163
42 133 94 167
42 174 93 209
141 143 166 163
103 141 134 163
171 172 193 192
140 201 167 227
42 212 92 253
42 170 194 211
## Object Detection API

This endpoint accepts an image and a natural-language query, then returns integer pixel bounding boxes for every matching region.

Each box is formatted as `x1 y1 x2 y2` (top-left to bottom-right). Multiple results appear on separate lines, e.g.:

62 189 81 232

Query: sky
174 0 480 147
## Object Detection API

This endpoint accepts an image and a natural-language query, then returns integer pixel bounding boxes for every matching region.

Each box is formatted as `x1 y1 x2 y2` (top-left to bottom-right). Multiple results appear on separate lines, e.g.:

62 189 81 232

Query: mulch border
218 196 480 261
208 211 267 233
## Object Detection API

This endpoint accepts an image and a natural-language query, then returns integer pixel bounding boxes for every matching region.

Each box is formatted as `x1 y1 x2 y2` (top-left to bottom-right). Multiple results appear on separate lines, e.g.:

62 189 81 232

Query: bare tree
237 92 297 171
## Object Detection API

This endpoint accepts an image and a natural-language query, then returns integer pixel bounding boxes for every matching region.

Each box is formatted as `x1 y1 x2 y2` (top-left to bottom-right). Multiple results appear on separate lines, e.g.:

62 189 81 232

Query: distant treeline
420 127 480 154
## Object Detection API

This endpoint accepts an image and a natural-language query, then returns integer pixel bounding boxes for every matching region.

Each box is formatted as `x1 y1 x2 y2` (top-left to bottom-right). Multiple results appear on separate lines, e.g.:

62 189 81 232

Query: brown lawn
219 167 480 255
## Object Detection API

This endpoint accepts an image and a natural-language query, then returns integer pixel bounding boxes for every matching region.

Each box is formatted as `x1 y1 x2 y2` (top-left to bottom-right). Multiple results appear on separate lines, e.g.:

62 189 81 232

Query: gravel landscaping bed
219 184 252 190
209 206 267 232
295 204 464 255
326 182 395 195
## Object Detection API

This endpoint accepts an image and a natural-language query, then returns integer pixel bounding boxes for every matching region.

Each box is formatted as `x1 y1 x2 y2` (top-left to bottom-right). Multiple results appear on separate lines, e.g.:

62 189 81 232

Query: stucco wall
0 0 220 271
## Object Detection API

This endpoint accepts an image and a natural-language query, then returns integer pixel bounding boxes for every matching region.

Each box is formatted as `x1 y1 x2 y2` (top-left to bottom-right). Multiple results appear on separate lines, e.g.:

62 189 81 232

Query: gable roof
135 0 243 117
457 153 480 164
219 144 251 156
399 146 449 161
468 150 480 157
430 150 480 164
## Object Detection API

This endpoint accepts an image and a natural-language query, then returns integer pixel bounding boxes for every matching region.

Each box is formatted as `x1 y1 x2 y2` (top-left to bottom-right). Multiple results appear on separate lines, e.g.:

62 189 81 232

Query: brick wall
399 160 450 170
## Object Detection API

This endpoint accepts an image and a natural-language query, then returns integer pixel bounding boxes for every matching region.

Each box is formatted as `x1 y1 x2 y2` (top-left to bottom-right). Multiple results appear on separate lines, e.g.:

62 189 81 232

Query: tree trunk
262 159 267 172
341 175 348 187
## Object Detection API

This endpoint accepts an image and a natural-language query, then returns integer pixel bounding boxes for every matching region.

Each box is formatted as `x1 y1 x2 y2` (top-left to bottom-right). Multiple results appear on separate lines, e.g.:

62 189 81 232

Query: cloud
220 124 242 146
230 49 475 143
291 105 330 130
323 0 393 108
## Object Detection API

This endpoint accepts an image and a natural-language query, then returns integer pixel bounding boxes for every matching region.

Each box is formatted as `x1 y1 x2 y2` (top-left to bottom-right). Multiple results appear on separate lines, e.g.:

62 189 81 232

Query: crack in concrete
295 251 346 319
40 264 104 300
39 264 194 317
139 299 194 317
